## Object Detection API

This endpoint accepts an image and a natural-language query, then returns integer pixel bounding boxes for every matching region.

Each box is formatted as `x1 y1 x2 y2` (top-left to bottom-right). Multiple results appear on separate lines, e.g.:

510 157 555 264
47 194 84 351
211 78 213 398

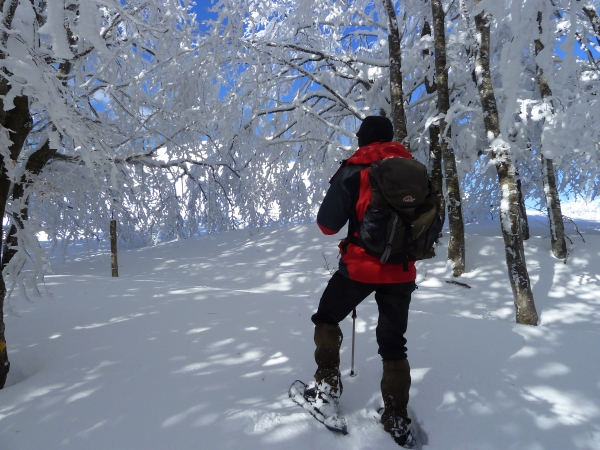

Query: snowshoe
289 380 348 434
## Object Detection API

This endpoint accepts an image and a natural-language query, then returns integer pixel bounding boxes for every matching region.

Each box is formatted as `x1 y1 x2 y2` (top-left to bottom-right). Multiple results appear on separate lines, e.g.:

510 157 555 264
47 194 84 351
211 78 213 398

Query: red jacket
316 141 416 284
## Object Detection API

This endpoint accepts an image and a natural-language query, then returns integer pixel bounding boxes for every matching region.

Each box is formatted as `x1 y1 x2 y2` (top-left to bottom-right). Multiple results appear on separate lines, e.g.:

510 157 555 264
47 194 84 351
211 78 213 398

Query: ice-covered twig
446 280 472 289
322 253 336 275
562 215 586 243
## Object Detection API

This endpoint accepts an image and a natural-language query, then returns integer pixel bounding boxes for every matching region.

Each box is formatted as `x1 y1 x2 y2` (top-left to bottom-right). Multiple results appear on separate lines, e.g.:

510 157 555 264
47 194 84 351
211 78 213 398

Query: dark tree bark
542 155 567 258
428 125 445 217
2 139 57 270
516 175 530 240
0 275 6 387
1 49 72 271
110 219 119 277
0 0 18 125
0 95 32 388
383 0 409 149
474 6 538 325
421 21 443 259
0 0 22 389
432 0 466 276
534 12 568 259
422 21 446 229
0 2 73 386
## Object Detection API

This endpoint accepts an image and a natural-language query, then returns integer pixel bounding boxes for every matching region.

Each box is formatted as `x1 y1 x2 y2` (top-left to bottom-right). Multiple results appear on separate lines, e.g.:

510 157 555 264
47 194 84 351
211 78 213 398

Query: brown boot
381 359 414 447
312 323 343 403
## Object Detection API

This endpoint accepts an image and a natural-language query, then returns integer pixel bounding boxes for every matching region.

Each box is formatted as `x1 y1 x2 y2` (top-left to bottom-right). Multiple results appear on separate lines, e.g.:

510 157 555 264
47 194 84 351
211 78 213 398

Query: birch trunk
474 8 538 325
421 22 446 234
535 12 567 259
383 0 409 149
517 176 530 240
542 155 568 258
429 124 446 225
432 0 465 276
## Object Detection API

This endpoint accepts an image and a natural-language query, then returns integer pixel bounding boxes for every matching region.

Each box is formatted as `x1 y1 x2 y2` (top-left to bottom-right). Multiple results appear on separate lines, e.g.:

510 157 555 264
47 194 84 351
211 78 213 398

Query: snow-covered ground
2 210 600 450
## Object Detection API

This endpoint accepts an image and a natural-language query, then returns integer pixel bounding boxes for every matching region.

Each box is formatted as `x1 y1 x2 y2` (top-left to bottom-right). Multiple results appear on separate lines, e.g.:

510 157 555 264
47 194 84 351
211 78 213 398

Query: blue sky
190 1 598 57
191 0 217 23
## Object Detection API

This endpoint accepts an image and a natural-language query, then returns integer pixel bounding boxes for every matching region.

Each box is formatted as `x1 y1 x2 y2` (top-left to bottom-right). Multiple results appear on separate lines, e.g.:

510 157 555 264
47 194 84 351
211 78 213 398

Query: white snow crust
1 214 600 449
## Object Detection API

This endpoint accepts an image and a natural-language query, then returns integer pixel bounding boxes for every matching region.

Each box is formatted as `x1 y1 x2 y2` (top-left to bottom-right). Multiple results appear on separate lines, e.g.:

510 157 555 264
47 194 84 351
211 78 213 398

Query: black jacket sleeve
317 165 364 234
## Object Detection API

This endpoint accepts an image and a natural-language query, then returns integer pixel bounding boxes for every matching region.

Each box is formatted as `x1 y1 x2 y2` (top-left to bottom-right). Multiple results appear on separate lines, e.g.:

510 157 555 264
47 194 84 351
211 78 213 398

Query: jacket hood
330 141 412 183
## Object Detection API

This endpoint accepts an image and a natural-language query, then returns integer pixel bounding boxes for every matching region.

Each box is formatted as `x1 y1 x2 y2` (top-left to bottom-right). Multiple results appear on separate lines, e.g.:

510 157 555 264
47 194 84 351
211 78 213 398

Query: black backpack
350 157 442 269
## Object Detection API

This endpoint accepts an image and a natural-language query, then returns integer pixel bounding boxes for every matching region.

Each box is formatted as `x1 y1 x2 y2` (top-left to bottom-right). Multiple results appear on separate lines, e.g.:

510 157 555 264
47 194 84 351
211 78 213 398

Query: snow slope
1 214 600 450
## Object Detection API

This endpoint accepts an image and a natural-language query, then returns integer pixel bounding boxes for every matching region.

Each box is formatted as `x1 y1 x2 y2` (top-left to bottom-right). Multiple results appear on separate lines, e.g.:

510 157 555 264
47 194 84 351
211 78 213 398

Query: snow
560 198 600 222
2 214 600 450
36 0 74 60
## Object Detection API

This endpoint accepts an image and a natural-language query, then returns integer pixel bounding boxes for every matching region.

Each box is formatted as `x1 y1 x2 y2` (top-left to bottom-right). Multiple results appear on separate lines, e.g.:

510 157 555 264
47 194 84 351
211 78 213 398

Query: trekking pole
350 308 357 377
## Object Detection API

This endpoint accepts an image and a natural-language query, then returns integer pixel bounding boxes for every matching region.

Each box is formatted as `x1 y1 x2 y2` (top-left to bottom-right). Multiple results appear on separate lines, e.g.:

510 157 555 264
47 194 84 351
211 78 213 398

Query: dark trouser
311 271 416 360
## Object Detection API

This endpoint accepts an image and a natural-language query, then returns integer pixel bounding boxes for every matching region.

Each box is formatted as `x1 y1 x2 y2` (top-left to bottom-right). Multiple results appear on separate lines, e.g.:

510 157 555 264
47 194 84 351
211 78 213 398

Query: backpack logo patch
403 195 416 203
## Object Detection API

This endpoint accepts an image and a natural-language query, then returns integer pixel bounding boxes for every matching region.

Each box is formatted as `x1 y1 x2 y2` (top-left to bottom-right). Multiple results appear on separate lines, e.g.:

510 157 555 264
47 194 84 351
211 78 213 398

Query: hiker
310 115 418 447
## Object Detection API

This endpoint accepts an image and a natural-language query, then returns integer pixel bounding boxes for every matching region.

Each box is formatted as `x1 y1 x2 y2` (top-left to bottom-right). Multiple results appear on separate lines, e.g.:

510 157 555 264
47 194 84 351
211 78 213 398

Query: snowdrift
1 214 600 449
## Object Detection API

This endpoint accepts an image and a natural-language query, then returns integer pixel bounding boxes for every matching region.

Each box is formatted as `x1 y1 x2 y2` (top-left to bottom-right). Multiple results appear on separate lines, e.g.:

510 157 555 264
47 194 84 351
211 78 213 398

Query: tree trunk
0 0 22 388
0 0 19 124
2 139 57 270
111 219 119 277
429 124 446 226
422 21 445 229
534 12 567 259
421 22 444 260
3 8 74 269
516 176 530 240
0 275 8 388
541 155 568 258
383 0 409 149
0 0 72 386
474 7 538 325
432 0 466 276
0 95 32 387
443 139 466 276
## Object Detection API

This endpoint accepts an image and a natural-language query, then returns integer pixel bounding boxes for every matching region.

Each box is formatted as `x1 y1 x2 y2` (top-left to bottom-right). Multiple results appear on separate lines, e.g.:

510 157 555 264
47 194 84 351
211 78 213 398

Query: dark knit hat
356 116 394 147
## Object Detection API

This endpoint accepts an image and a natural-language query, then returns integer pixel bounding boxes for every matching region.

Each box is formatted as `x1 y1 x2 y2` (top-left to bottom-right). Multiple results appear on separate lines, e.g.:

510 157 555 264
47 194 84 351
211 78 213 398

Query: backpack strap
400 223 412 271
380 213 399 264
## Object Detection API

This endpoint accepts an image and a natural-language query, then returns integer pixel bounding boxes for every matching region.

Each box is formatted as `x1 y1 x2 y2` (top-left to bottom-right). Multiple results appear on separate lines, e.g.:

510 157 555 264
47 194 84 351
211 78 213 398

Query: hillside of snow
1 212 600 450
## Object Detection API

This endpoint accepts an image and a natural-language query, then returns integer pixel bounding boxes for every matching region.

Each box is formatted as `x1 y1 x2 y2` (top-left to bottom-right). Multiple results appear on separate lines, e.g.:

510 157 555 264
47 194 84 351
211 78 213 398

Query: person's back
305 116 420 448
317 139 416 283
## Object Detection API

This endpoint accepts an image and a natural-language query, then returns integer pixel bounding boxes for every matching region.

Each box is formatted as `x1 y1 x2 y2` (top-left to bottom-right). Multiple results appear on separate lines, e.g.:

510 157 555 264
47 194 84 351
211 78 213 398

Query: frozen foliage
0 0 599 297
0 1 221 295
205 0 599 225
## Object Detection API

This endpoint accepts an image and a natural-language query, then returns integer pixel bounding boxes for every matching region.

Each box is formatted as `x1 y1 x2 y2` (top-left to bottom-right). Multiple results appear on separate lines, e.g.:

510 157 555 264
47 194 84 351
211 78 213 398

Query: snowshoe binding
289 380 348 434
